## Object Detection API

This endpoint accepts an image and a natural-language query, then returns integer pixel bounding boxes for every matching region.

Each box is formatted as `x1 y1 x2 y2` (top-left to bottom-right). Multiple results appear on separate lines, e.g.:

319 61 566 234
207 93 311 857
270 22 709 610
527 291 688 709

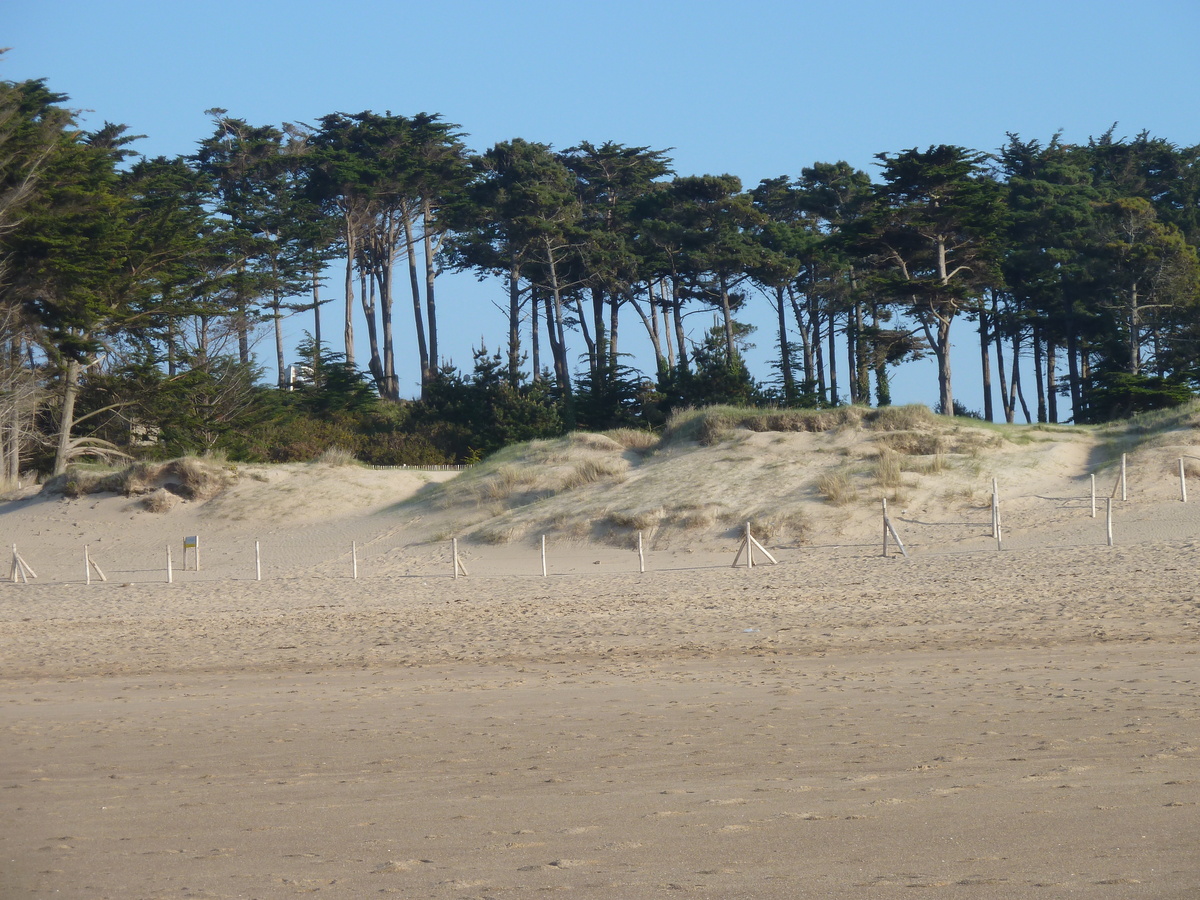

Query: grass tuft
817 470 857 505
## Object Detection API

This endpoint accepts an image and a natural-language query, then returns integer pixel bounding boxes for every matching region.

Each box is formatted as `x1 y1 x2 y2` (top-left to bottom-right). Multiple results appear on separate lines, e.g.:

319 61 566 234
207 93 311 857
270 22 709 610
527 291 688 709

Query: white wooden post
352 541 358 579
745 522 754 568
450 538 469 578
993 479 1002 550
1106 497 1113 546
86 548 106 583
166 545 173 584
541 535 547 577
882 498 908 559
1180 458 1187 503
1091 474 1096 518
86 545 91 585
991 478 999 538
1121 453 1127 501
255 540 261 581
638 531 645 574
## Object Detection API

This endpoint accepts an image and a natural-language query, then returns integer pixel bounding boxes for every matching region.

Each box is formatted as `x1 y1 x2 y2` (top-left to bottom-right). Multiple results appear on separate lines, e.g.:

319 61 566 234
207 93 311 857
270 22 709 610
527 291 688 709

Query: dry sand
2 442 1199 898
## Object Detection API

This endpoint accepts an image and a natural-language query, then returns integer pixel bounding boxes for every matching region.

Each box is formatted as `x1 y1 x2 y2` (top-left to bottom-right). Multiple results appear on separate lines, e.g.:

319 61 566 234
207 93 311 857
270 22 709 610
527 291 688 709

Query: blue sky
7 0 1200 412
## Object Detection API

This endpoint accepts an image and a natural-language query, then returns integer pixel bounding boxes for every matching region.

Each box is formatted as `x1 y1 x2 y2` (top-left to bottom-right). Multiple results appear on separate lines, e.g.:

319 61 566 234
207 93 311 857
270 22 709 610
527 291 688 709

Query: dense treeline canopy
3 62 1200 475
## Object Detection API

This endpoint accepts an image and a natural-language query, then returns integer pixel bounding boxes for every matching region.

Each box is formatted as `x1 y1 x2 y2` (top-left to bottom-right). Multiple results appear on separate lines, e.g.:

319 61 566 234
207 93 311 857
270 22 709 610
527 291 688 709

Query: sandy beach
3 438 1200 898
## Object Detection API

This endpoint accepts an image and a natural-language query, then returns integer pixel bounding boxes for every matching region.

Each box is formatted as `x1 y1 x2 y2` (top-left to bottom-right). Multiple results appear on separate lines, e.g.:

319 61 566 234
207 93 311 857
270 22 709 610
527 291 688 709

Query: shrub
142 488 178 513
313 446 357 467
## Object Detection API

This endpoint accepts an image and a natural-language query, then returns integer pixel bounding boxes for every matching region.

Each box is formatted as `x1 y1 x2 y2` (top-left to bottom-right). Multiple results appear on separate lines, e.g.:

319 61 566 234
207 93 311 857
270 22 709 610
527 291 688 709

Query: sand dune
3 413 1199 898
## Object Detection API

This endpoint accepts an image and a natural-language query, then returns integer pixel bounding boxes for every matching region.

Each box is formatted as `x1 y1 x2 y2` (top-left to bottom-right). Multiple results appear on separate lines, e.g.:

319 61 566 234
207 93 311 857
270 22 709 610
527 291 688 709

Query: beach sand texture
3 419 1199 898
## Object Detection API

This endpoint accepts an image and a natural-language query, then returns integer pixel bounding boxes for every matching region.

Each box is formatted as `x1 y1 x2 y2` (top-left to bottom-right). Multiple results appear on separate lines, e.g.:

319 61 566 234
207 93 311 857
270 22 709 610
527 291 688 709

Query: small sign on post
183 535 200 571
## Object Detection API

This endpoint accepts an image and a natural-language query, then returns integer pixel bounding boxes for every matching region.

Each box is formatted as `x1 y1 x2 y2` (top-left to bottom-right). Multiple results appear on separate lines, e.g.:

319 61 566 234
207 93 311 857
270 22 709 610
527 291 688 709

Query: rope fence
6 454 1198 588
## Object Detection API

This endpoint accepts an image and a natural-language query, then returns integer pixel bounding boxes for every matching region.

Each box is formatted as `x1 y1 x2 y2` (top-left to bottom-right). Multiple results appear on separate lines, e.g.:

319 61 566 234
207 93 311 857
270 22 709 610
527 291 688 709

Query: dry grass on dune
41 455 236 506
421 405 1053 549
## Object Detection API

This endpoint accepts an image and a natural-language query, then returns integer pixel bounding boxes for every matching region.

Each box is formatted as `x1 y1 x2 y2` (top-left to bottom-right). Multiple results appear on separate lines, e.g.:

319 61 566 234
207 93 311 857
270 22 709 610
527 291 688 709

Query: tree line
3 63 1200 476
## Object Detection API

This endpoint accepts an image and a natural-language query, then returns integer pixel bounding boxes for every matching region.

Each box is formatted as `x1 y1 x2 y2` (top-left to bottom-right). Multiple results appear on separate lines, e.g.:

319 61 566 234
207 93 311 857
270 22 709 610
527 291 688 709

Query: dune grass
42 456 236 502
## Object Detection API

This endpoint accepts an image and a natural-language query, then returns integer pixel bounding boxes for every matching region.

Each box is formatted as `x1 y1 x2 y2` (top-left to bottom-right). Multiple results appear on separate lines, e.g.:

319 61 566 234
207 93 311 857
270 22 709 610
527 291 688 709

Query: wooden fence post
1106 497 1113 546
255 540 261 582
1180 458 1187 503
452 538 468 578
541 535 547 577
638 531 645 574
882 498 908 559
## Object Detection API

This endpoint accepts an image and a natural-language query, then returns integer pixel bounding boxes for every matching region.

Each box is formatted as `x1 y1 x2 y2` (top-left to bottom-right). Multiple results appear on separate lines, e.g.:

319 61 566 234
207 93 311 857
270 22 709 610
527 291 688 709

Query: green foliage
407 348 565 460
671 323 762 408
1081 370 1195 423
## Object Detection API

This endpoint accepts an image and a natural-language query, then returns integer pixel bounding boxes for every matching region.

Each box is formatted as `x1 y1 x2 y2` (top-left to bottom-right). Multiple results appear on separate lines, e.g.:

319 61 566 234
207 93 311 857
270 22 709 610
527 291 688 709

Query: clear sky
7 0 1200 412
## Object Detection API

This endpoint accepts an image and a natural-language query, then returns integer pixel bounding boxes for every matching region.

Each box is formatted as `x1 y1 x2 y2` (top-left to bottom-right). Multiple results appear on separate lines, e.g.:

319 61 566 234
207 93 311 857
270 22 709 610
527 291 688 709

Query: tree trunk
718 274 736 362
845 310 858 404
994 311 1013 423
776 285 794 404
935 317 953 416
657 282 675 375
1064 299 1083 420
53 358 82 477
854 302 869 404
628 294 665 371
786 287 813 397
827 312 839 406
812 302 827 404
507 260 522 387
872 304 890 407
273 288 286 389
1046 339 1059 424
401 208 429 392
542 239 573 411
573 294 596 368
979 306 993 422
1032 322 1046 424
166 318 178 379
590 287 605 376
423 200 439 378
1129 280 1141 375
343 224 356 367
1012 332 1032 423
361 265 385 395
671 278 689 372
609 294 620 365
531 285 541 383
312 264 322 355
